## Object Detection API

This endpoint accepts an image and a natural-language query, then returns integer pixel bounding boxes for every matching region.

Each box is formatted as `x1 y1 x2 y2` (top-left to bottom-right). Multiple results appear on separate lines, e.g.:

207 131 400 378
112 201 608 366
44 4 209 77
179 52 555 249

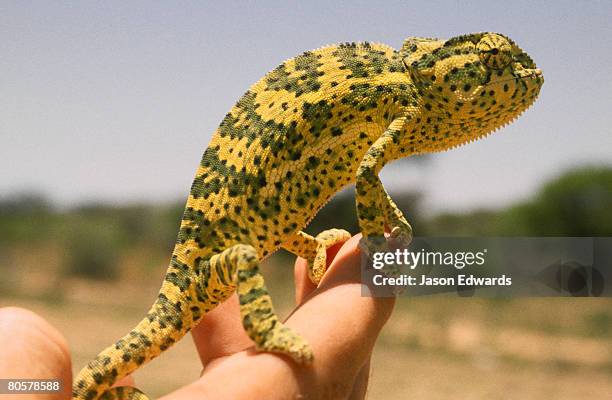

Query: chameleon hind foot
212 243 313 363
254 322 313 363
282 228 351 285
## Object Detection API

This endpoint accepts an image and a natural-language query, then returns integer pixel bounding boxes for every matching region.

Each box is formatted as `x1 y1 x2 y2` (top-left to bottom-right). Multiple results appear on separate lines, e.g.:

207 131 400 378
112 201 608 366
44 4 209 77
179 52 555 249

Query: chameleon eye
477 34 512 69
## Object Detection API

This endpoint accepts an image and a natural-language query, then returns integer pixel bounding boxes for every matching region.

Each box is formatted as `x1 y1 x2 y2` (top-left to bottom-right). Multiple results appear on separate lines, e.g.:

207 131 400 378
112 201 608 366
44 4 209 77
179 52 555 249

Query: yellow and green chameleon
73 32 543 399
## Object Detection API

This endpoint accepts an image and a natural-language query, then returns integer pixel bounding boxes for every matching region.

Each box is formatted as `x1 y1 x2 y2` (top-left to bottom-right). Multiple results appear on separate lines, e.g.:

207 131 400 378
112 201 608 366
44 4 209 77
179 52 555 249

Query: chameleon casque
73 32 543 399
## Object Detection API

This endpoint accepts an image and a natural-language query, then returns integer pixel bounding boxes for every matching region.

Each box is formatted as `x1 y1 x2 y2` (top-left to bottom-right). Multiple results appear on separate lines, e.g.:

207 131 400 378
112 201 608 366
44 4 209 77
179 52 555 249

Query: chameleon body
73 32 543 399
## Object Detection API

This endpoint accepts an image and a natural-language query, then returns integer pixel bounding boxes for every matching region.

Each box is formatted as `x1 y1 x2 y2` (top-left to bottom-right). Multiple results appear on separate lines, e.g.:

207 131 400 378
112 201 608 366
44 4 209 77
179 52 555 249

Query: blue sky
2 1 611 212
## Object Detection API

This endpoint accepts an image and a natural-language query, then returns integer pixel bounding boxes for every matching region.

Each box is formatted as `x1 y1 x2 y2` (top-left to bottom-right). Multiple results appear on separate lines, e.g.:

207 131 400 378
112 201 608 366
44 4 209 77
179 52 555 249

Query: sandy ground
1 290 610 399
1 247 610 399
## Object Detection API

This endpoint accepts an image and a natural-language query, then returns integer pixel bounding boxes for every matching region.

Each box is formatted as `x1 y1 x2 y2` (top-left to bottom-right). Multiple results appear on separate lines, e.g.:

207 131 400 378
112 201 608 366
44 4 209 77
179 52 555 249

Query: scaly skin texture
73 32 543 400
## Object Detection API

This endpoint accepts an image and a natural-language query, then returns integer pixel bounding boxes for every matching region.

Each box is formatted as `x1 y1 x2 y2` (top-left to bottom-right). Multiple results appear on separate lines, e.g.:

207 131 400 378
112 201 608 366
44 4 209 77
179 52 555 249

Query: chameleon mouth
440 72 543 124
446 88 541 150
432 74 542 152
477 68 544 93
511 67 542 80
521 67 543 79
511 68 544 91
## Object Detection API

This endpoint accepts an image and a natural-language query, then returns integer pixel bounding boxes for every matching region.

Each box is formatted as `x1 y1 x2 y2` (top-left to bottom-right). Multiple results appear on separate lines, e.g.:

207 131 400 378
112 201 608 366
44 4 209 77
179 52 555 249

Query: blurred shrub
0 192 52 215
148 202 184 251
305 187 359 235
70 201 183 247
428 165 612 236
497 166 612 235
306 186 423 236
3 165 610 282
65 223 121 280
0 192 54 243
427 209 501 236
59 200 185 280
584 310 612 338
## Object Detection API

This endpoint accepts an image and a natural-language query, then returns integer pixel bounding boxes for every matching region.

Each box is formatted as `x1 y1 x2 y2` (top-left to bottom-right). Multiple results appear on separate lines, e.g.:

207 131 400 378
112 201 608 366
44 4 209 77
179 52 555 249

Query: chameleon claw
390 226 402 238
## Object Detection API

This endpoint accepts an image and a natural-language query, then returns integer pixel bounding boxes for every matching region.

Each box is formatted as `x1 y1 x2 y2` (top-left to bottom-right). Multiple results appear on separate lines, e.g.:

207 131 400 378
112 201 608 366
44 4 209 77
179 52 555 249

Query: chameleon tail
72 280 196 400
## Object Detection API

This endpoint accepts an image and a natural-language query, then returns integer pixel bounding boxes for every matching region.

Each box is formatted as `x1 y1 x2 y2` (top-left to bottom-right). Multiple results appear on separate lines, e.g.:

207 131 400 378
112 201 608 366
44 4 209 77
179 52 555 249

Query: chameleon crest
73 32 543 400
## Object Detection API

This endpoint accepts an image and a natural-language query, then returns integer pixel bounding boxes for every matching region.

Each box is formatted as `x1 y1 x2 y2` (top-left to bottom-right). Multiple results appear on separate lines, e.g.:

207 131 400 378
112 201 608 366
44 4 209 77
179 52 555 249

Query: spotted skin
73 32 543 400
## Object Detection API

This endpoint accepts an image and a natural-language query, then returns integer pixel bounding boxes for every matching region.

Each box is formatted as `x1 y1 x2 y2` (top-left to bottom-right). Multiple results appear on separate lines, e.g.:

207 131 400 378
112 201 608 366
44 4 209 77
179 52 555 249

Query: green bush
427 165 612 236
498 166 612 235
0 193 54 243
65 224 121 280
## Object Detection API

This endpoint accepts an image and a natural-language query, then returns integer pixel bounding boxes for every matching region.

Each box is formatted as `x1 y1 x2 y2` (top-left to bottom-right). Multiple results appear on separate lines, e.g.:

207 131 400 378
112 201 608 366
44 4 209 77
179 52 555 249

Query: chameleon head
400 32 543 148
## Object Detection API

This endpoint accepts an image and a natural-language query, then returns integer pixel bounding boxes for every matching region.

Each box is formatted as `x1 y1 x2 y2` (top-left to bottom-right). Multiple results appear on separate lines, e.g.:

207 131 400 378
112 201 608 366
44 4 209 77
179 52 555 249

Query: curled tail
72 288 192 400
72 253 215 400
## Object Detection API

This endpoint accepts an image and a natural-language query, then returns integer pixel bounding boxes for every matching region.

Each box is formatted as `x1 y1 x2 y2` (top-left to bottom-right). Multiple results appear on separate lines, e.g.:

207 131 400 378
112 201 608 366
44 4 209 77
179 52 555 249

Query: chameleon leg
381 188 413 247
214 243 314 363
356 118 411 258
282 229 351 285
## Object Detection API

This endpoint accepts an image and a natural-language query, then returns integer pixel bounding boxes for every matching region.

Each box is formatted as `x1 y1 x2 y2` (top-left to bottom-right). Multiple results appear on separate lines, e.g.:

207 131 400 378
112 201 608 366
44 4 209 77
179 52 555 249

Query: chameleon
73 32 543 399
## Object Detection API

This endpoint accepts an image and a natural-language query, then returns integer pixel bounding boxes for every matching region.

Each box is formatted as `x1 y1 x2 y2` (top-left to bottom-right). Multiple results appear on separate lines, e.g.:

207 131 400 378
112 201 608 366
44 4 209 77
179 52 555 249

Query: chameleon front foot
360 218 413 268
384 194 413 249
359 236 405 278
358 235 390 261
359 224 412 278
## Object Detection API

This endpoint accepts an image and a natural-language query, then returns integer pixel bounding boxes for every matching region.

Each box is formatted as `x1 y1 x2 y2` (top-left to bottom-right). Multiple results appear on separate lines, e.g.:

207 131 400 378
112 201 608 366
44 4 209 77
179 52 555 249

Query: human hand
173 233 395 399
0 234 395 400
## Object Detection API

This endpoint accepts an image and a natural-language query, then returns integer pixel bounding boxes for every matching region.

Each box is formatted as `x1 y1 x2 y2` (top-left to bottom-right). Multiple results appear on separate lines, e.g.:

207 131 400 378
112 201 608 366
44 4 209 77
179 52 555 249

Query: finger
294 257 315 305
294 238 346 305
191 293 252 368
348 357 371 400
286 234 395 396
0 307 72 400
112 375 135 388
